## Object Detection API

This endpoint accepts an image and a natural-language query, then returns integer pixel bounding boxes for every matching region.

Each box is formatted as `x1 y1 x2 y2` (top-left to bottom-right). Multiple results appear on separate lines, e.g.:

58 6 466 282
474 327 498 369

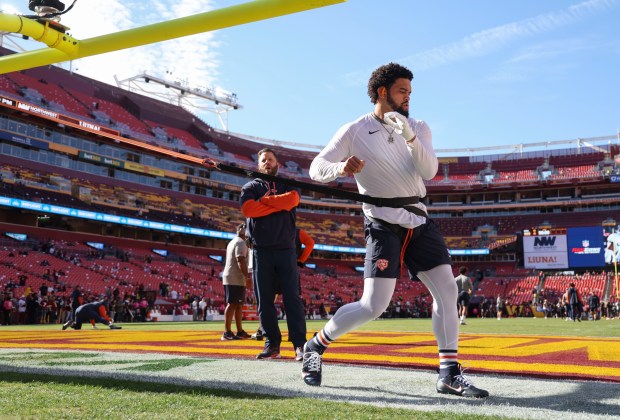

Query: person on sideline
221 223 252 340
455 267 473 325
68 285 83 322
302 63 488 398
240 148 307 359
191 297 200 322
252 228 315 361
62 298 121 330
587 292 600 321
565 282 582 322
496 295 503 320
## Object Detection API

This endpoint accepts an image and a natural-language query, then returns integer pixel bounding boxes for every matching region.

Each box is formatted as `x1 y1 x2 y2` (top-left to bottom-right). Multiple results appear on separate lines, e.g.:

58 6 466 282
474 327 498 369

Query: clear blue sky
2 0 619 152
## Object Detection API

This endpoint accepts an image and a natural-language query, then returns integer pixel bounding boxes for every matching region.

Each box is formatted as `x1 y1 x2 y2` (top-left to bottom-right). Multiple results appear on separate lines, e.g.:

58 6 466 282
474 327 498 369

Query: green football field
0 317 618 419
4 316 617 336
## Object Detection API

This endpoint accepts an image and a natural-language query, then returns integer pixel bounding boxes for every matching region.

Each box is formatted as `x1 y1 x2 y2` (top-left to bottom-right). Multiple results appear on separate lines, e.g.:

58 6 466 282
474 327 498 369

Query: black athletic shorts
224 285 245 304
364 215 452 279
458 291 471 306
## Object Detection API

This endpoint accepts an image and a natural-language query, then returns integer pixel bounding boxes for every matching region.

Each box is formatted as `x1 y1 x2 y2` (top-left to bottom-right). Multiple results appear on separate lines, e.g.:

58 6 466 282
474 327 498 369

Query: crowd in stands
0 234 396 325
1 159 618 325
2 59 620 328
0 236 225 325
471 271 618 321
2 234 619 326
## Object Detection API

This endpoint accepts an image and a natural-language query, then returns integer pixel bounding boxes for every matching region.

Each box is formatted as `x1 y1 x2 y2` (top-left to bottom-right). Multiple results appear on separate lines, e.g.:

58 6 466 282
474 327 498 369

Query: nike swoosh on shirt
369 130 380 134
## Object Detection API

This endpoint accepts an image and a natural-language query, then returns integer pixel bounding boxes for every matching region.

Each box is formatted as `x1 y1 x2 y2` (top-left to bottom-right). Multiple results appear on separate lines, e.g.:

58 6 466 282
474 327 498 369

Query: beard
386 92 409 118
260 166 278 176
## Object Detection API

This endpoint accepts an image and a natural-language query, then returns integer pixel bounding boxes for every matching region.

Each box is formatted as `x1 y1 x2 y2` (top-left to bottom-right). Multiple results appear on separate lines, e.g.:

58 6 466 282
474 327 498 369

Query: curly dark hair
367 62 413 104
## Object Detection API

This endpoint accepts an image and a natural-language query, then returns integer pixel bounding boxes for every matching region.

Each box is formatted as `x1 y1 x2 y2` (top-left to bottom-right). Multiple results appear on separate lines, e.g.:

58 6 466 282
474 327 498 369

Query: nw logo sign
534 236 556 247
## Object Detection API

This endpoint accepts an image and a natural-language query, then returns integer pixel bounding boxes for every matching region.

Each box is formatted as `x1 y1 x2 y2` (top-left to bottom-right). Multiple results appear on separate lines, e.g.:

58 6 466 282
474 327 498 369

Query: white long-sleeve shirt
309 112 438 229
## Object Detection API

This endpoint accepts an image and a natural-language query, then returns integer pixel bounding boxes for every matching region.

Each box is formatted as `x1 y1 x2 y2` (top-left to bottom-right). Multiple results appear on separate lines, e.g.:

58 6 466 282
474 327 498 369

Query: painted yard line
0 349 617 420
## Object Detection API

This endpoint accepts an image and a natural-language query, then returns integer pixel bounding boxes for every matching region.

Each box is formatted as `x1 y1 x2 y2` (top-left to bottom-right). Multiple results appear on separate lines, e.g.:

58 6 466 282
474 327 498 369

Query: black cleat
236 330 251 339
301 343 322 386
256 345 281 359
221 331 240 341
109 324 122 330
436 364 489 398
62 321 72 331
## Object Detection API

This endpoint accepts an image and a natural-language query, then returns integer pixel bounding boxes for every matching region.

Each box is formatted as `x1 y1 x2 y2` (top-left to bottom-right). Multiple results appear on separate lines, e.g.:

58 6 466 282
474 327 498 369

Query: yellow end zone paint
1 330 618 382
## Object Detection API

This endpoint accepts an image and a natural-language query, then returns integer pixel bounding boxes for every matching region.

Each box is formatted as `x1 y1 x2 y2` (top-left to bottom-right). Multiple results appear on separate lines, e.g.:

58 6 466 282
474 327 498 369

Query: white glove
384 112 416 143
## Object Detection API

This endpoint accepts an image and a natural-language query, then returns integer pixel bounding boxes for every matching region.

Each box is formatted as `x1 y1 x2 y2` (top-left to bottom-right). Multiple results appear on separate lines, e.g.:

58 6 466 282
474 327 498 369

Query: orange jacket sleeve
260 190 300 211
297 229 315 263
98 305 112 322
241 200 281 218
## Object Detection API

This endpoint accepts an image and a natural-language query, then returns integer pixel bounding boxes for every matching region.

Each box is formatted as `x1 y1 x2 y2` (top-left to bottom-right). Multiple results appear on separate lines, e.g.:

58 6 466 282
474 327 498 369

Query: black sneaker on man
251 329 264 341
221 331 240 341
236 330 251 339
62 321 72 331
436 364 489 398
301 343 322 386
256 345 281 359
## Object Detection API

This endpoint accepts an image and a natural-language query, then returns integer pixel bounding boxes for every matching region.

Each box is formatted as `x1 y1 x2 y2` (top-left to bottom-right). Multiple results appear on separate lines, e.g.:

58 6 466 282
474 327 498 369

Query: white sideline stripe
0 349 617 419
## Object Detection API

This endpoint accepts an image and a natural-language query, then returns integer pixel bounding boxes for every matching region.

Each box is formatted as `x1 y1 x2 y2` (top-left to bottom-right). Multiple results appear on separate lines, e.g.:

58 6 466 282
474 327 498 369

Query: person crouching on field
62 298 122 330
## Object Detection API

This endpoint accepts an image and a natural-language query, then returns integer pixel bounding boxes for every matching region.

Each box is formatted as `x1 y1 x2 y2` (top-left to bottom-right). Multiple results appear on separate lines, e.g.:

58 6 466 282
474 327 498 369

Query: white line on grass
0 349 617 419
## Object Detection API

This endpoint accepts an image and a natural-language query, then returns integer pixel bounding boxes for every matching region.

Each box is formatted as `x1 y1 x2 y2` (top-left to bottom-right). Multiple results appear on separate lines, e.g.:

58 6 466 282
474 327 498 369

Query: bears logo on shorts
376 259 389 271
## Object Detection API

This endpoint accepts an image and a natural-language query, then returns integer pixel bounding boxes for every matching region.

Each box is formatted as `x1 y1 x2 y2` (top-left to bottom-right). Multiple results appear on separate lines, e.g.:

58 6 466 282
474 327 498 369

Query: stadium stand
1 44 620 324
6 72 91 118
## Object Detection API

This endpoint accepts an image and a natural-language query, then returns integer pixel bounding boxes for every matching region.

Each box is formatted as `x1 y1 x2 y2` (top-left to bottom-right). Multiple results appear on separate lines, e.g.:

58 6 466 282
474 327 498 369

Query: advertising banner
567 226 605 268
523 234 568 269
